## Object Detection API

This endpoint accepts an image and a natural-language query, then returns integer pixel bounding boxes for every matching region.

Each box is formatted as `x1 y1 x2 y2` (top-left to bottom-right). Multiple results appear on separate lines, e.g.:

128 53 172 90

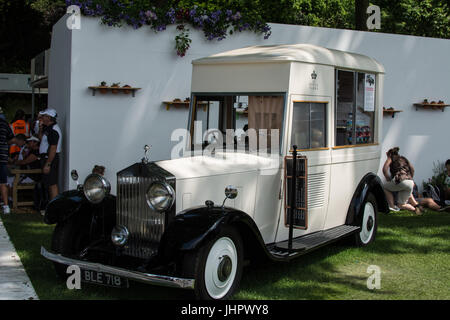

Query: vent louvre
308 172 326 209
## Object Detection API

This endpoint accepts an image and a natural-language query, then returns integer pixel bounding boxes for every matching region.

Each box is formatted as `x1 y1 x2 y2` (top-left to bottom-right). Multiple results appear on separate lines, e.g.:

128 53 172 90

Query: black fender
157 205 270 266
345 173 389 227
44 189 116 225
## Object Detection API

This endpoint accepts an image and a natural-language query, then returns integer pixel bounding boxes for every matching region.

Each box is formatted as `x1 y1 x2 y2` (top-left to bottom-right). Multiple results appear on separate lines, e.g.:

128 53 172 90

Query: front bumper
41 247 195 289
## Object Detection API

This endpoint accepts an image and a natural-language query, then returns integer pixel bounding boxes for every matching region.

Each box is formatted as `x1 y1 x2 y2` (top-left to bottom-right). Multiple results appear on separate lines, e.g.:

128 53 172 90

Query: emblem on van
311 71 317 80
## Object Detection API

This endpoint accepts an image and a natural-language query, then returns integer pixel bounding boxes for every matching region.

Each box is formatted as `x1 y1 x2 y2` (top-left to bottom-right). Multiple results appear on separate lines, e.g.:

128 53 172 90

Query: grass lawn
1 208 449 300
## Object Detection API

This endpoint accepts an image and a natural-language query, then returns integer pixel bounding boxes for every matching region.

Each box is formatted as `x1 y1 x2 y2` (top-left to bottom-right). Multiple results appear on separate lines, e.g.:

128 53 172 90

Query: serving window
335 70 376 146
191 94 285 153
291 102 326 150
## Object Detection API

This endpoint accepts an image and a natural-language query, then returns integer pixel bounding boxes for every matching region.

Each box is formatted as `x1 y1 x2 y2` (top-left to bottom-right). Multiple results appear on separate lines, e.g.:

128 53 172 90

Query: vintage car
41 44 389 300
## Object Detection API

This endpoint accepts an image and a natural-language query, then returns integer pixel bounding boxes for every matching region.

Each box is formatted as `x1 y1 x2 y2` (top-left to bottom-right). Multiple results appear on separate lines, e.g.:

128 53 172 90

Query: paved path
0 216 39 300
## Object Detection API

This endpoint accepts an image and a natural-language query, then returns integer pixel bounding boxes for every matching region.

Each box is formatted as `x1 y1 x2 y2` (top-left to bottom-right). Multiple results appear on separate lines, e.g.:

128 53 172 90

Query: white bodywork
158 44 385 245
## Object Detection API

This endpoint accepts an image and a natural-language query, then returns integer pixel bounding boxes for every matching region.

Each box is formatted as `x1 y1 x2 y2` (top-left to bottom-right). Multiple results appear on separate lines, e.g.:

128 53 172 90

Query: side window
336 70 375 146
192 94 285 153
291 102 326 149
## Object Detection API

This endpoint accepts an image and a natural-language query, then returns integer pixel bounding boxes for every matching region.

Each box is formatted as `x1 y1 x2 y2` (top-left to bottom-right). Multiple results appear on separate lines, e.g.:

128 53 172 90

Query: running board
269 225 360 258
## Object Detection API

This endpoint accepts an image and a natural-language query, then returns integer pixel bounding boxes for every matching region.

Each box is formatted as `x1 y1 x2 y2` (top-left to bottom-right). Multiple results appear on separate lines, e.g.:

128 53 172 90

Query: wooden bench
11 169 42 209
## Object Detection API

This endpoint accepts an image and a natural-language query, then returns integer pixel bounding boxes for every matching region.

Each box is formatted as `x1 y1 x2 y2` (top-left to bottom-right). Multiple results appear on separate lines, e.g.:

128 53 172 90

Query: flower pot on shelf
122 85 132 94
99 82 108 94
111 83 121 94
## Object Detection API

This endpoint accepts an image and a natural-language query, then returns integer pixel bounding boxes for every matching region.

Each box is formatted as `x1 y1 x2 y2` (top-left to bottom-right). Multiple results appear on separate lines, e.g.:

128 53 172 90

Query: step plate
271 225 360 256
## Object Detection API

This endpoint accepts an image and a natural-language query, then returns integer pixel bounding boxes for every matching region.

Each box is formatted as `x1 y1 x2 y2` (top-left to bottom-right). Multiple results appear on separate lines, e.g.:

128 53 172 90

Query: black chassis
42 170 388 282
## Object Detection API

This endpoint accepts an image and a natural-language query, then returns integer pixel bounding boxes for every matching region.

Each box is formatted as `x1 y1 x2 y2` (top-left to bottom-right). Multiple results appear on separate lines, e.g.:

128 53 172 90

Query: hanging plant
175 25 192 57
65 0 272 57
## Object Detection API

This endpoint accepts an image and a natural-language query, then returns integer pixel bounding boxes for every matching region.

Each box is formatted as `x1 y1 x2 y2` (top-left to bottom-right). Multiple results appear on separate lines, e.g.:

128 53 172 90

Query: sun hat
26 136 40 143
39 108 57 118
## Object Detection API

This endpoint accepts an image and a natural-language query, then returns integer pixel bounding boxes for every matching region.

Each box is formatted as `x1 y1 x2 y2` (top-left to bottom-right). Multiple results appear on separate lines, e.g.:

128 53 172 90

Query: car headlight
83 174 111 204
111 225 129 246
146 181 174 212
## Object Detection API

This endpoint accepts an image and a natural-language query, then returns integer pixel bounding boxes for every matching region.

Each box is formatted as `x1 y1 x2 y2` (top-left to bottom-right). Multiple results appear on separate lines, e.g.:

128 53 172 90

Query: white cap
39 108 57 118
26 136 40 143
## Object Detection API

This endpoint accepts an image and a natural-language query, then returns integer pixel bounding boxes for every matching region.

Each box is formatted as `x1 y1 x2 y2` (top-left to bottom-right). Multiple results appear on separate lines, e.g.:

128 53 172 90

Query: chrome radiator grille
117 175 165 259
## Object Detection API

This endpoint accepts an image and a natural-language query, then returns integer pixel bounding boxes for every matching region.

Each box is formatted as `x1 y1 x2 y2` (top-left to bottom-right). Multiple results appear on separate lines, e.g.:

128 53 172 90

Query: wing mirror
71 169 82 190
222 185 238 208
71 169 79 183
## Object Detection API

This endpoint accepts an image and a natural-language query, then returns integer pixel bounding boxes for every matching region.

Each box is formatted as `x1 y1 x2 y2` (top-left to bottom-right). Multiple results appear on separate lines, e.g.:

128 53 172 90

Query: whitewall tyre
355 193 378 246
184 226 244 300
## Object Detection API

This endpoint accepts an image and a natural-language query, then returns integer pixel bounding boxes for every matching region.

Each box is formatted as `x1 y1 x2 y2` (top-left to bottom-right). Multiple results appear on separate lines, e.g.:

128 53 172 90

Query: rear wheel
355 193 378 246
51 217 90 279
183 226 244 300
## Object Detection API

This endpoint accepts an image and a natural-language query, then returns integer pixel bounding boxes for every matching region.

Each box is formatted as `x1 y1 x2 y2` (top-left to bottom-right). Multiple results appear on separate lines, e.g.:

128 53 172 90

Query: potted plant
111 82 121 94
99 81 108 94
122 84 132 95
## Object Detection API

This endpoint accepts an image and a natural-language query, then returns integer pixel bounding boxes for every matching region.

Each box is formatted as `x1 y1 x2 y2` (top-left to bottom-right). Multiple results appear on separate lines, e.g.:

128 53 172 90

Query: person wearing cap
38 108 62 201
0 111 24 214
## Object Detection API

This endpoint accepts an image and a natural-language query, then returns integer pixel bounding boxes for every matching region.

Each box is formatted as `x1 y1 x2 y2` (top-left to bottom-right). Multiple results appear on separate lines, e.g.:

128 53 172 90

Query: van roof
193 44 385 73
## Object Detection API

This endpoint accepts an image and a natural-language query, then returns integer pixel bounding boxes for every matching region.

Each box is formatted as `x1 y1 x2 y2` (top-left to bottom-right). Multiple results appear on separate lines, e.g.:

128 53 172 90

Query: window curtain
248 96 284 150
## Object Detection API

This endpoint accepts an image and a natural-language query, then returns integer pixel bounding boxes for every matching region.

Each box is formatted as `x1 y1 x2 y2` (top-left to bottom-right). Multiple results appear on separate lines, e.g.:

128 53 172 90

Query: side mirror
71 169 79 182
222 185 238 208
225 185 238 199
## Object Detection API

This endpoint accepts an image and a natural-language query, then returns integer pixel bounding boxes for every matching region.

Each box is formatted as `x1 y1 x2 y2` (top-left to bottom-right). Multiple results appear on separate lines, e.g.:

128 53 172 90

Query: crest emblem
311 71 317 80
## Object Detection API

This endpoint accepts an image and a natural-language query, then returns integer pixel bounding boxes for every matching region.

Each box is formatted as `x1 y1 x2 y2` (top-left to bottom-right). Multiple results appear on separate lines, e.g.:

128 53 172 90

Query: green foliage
423 161 447 190
0 0 449 71
373 0 450 38
67 0 272 56
290 0 354 28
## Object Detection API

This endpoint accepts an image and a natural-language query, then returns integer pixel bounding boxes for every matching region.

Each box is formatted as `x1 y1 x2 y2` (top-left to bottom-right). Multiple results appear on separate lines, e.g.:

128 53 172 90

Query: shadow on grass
236 210 449 299
2 209 449 300
371 211 450 255
1 213 192 300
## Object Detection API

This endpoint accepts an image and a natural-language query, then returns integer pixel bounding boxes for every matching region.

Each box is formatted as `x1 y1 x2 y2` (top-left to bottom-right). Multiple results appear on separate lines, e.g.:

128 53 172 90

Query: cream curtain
248 96 284 150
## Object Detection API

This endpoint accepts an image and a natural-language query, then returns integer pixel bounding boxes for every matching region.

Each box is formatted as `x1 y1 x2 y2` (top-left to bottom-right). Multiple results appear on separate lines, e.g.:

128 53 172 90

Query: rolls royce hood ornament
141 145 151 164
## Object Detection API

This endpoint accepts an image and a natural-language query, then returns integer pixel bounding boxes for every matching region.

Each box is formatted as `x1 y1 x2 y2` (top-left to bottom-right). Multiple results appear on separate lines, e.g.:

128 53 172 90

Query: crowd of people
0 107 61 214
382 147 450 215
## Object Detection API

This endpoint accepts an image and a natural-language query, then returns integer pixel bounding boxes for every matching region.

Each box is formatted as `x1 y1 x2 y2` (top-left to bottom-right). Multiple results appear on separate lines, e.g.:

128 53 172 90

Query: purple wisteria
64 0 272 57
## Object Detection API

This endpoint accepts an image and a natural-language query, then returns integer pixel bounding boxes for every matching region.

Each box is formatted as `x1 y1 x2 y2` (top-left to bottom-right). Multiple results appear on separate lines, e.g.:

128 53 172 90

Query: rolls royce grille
116 163 175 259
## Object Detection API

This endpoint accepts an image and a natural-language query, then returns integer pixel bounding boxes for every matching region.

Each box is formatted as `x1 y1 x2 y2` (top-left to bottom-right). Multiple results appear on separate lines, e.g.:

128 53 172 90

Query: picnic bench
10 169 42 209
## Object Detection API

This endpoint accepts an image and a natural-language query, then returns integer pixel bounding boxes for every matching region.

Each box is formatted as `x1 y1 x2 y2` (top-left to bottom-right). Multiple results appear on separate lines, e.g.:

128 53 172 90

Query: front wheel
183 226 244 300
355 193 378 246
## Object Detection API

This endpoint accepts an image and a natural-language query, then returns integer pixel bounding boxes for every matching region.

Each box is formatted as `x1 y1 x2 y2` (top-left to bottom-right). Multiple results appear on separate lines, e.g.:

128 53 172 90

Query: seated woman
382 147 422 215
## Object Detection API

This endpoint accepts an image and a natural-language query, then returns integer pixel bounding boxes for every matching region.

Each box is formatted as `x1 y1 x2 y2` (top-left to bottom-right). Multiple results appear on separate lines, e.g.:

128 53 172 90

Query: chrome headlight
83 174 111 204
111 225 129 246
145 181 174 212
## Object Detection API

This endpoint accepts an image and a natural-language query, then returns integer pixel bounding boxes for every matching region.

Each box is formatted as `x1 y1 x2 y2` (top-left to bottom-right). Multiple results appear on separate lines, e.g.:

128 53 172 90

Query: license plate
81 270 129 288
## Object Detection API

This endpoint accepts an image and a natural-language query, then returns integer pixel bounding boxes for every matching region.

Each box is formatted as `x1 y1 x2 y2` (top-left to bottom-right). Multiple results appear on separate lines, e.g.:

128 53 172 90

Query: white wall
49 15 449 193
48 17 72 191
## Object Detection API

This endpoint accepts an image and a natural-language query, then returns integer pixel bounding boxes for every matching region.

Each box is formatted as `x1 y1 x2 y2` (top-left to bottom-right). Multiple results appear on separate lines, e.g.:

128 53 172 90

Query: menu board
364 74 376 112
